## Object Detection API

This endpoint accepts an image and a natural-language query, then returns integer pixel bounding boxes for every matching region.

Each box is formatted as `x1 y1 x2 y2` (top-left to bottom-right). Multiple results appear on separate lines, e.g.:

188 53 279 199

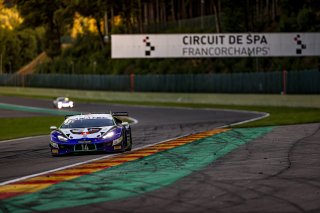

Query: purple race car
49 112 132 156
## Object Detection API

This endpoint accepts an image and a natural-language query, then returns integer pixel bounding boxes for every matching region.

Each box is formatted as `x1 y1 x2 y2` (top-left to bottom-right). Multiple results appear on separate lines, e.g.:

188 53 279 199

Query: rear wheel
124 129 132 151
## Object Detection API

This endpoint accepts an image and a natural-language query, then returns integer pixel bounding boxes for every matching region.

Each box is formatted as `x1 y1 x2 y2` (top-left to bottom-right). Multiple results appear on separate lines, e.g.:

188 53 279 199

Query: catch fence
0 70 319 94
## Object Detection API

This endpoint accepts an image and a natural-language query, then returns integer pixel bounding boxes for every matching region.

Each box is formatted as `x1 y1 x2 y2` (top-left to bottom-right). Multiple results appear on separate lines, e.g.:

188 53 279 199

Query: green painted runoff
1 127 273 212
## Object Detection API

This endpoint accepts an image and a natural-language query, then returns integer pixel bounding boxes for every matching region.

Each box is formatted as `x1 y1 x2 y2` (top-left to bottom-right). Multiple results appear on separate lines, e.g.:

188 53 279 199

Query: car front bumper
49 141 125 156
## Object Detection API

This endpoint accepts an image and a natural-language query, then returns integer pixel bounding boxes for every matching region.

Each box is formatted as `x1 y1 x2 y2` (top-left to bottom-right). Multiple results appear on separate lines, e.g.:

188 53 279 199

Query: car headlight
102 130 115 139
112 136 123 146
58 135 68 142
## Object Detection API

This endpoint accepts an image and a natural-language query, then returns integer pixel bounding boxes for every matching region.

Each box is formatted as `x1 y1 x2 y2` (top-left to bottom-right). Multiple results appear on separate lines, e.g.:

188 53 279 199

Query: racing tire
124 130 132 151
51 150 59 157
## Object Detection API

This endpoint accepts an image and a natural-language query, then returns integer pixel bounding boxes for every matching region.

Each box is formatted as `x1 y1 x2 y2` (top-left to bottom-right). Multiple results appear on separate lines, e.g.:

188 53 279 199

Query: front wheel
51 148 60 157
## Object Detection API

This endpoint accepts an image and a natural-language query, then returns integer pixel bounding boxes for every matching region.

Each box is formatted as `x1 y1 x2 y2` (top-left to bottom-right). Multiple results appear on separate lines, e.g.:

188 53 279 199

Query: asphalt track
0 96 262 183
0 96 319 212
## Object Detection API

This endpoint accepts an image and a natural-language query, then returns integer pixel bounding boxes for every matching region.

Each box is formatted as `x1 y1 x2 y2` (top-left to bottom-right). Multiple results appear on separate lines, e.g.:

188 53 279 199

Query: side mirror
50 126 57 130
122 122 129 126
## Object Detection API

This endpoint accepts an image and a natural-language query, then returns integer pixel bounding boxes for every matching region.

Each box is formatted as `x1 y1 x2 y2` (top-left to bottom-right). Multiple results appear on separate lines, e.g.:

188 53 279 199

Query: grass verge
1 86 320 108
0 116 64 141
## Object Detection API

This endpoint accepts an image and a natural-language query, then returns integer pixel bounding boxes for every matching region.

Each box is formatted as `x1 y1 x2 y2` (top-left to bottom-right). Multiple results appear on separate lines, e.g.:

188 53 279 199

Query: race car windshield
57 97 69 102
60 118 115 128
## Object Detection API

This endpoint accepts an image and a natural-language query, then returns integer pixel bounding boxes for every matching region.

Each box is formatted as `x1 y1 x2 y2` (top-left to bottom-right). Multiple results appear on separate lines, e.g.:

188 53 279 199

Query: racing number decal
74 143 96 151
82 144 89 151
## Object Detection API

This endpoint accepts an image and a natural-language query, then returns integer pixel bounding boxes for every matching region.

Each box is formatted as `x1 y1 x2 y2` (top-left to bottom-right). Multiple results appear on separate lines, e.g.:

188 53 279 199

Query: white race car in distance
53 97 74 109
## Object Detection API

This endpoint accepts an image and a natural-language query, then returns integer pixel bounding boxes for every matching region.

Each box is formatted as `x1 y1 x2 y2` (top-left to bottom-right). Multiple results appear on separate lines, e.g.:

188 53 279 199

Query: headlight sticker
50 142 59 149
112 136 123 146
58 135 68 142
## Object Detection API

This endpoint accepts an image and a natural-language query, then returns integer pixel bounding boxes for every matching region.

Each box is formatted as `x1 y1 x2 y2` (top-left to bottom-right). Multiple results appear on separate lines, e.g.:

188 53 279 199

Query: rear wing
64 112 129 120
64 114 81 120
111 112 129 117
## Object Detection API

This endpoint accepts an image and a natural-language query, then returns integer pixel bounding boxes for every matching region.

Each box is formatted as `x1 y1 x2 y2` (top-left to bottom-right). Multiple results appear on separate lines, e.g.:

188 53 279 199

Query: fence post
130 72 135 92
282 67 287 95
0 54 2 74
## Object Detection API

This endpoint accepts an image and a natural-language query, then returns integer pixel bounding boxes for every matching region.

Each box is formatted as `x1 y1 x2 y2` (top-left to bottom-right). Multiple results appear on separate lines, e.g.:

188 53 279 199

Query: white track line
222 112 270 128
0 110 268 186
0 153 122 186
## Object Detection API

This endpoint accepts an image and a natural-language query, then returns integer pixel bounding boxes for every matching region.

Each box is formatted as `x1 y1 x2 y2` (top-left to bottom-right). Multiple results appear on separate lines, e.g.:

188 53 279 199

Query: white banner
111 33 320 58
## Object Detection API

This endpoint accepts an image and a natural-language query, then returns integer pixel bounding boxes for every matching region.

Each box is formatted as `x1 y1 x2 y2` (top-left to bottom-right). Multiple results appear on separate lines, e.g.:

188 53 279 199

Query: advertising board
112 33 320 58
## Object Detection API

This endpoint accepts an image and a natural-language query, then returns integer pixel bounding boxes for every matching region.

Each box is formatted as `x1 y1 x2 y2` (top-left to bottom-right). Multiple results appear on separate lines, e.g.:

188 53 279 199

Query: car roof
66 114 113 121
57 97 68 99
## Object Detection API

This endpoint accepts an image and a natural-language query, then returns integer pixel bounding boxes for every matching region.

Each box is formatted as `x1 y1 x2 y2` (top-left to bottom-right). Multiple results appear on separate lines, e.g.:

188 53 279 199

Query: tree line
1 0 319 74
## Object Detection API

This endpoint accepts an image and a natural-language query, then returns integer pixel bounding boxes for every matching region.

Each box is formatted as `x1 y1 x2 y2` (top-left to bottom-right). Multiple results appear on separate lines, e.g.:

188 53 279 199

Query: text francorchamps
182 34 270 57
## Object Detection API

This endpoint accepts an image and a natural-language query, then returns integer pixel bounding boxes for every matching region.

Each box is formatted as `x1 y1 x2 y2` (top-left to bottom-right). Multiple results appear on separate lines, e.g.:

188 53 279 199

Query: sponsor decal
112 33 320 58
182 34 270 57
78 140 91 143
